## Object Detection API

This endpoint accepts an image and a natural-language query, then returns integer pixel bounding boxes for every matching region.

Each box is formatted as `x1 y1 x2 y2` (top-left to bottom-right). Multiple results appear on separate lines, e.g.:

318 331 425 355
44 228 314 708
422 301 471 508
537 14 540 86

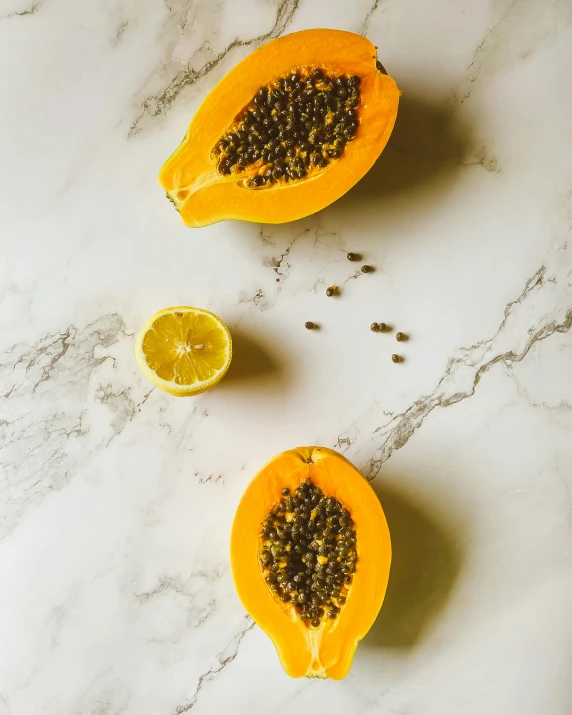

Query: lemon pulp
135 307 232 396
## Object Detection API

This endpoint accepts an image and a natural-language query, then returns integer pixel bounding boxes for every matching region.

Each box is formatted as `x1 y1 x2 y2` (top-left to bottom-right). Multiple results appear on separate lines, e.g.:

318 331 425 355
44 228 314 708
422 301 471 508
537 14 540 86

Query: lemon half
135 306 232 396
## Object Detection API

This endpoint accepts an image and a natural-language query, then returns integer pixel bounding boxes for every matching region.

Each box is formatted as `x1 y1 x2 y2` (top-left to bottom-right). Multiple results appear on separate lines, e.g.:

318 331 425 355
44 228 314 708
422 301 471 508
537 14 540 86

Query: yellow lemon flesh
135 306 232 396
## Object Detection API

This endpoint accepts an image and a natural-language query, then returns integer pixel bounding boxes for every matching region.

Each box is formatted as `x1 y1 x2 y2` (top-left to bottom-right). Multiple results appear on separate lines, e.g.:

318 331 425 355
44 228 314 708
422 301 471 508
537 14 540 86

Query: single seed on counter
326 286 337 297
305 321 315 330
392 354 401 363
396 332 405 342
379 322 388 333
370 322 380 332
346 252 360 262
360 265 373 273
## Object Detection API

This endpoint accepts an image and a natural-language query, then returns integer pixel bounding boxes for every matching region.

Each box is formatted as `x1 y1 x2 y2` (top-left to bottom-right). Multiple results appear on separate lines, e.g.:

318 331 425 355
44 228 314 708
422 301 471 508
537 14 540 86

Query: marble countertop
1 1 572 713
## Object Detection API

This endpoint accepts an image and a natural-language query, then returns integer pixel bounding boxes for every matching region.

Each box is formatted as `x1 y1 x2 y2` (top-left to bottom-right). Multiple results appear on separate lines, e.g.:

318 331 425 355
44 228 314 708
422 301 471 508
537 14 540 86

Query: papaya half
159 29 399 227
230 447 391 679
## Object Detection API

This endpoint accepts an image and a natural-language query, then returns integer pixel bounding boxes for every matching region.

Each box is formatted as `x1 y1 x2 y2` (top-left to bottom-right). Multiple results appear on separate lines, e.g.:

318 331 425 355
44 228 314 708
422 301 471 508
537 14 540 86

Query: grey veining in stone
1 1 572 714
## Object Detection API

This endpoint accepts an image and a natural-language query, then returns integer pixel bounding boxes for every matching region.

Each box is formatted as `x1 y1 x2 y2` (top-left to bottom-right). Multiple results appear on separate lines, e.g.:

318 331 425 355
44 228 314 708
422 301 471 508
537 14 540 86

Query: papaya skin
159 29 399 227
230 447 391 679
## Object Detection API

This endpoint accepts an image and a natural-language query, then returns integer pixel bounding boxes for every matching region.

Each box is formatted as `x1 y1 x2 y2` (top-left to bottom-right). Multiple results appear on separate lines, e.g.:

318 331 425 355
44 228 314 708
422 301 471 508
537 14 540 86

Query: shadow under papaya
330 91 474 222
362 477 463 649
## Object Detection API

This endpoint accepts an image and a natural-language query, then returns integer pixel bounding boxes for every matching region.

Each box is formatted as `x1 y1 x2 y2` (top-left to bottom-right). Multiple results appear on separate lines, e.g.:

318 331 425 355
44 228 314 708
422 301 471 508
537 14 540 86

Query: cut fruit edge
158 29 399 226
230 446 391 679
134 306 232 396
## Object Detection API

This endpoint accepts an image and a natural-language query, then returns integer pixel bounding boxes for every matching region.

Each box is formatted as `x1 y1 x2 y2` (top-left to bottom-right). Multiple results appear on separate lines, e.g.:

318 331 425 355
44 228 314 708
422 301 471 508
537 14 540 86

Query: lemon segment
135 306 232 396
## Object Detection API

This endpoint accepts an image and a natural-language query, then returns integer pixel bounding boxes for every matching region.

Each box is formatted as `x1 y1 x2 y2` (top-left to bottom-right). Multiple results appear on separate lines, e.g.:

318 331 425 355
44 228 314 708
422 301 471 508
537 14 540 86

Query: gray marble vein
0 2 40 20
455 0 572 103
0 315 130 539
173 617 254 714
360 0 381 37
359 246 572 476
129 0 300 135
2 1 572 713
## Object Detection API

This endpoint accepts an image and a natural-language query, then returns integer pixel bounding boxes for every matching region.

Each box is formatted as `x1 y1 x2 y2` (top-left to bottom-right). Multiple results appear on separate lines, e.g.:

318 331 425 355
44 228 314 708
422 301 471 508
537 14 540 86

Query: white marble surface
1 0 572 713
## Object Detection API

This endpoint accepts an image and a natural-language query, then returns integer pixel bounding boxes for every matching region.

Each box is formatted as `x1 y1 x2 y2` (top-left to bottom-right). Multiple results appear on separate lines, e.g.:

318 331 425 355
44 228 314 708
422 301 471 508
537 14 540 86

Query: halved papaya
159 29 399 227
230 447 391 679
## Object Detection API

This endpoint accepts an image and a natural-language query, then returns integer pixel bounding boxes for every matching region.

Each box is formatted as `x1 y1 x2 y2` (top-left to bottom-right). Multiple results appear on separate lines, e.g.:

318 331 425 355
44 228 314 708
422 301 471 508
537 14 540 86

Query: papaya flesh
159 29 399 227
230 447 391 679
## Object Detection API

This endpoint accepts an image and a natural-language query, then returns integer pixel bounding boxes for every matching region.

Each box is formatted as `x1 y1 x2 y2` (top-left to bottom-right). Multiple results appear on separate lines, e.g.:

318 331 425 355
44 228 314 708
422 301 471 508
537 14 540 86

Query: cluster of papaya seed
259 479 357 628
213 68 361 188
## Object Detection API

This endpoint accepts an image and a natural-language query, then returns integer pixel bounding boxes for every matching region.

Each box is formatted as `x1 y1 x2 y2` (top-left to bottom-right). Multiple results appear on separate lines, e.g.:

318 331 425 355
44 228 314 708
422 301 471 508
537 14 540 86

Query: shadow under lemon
362 476 464 649
221 329 288 389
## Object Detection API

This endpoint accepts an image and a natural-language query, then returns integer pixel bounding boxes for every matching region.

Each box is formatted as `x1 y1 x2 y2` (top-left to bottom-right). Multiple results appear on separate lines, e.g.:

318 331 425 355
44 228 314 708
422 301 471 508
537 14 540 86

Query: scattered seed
370 322 380 332
392 354 401 363
346 252 360 262
360 265 373 273
305 321 315 330
379 322 388 333
326 286 336 297
396 332 405 342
